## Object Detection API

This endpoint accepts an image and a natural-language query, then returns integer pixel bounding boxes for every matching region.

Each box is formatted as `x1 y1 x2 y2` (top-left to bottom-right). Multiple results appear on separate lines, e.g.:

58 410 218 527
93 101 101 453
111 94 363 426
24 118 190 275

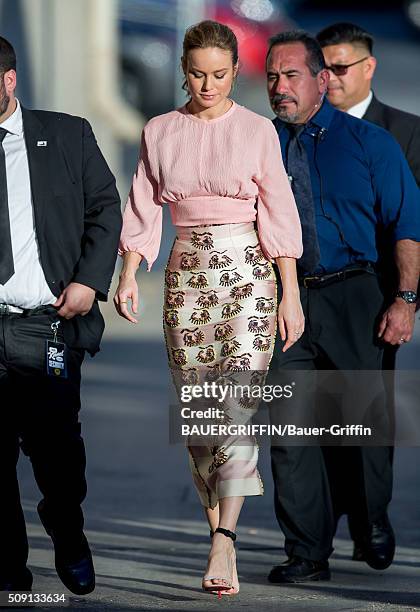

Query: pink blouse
119 100 302 270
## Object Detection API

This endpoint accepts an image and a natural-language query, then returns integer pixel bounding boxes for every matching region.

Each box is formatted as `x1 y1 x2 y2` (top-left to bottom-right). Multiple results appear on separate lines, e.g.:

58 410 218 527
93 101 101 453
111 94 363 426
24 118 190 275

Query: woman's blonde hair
182 20 239 91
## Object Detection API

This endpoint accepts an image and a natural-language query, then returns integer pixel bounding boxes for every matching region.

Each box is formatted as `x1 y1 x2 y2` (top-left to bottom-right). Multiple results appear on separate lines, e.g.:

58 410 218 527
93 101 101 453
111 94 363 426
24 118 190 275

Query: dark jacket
363 94 420 187
21 107 122 355
362 95 420 301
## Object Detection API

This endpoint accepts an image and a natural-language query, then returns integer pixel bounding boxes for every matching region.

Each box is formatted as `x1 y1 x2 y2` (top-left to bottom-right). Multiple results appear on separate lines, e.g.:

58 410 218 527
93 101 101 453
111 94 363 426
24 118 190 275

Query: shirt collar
273 97 335 135
1 98 23 137
347 90 373 119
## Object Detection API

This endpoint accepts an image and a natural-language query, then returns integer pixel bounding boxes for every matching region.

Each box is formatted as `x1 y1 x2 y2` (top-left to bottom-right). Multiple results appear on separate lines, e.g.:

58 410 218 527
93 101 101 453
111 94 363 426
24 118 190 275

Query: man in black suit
316 22 420 186
316 22 419 564
0 36 121 594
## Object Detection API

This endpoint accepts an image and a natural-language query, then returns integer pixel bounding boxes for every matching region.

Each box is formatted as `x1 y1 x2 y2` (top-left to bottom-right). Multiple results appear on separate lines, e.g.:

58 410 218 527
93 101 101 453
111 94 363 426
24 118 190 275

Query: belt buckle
303 275 318 288
0 304 10 315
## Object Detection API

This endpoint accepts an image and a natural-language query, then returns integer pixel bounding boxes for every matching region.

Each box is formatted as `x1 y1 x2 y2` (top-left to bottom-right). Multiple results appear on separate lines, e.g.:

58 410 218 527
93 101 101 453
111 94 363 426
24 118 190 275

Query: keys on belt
299 264 375 289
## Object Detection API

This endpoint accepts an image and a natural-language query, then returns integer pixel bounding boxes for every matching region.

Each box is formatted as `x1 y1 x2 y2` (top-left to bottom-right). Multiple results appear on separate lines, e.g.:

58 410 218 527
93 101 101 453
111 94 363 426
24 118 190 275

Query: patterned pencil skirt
163 223 277 508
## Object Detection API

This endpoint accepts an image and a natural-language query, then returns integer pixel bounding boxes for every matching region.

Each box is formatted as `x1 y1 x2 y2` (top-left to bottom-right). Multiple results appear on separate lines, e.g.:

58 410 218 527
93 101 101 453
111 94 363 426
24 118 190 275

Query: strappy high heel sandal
209 528 240 595
203 527 239 598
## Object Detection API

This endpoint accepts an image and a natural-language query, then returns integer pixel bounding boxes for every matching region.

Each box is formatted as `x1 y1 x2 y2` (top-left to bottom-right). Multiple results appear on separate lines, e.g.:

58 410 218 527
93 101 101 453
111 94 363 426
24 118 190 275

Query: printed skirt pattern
163 223 277 508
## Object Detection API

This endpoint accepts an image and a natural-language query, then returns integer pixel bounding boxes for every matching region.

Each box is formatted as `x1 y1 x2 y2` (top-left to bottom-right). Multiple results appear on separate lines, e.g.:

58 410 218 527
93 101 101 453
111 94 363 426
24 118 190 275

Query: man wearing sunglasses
316 21 420 564
316 22 420 186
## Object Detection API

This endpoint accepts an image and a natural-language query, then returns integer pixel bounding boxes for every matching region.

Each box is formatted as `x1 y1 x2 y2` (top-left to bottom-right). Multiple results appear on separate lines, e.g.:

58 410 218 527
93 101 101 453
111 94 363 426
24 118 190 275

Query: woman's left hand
277 294 305 352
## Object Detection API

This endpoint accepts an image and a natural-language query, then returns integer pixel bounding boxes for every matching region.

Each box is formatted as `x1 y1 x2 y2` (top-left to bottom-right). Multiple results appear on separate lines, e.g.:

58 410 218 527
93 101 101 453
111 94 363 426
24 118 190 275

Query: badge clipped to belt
46 320 68 378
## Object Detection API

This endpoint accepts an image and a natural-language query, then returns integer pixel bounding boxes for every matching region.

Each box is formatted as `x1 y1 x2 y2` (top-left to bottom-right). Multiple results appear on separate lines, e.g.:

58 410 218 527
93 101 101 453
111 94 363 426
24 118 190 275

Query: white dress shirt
0 100 56 308
347 90 373 119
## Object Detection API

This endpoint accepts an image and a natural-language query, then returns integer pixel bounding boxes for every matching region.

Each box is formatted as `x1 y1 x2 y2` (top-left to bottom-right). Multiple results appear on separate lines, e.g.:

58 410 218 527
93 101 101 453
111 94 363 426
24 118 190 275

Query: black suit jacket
363 94 420 186
363 95 420 300
21 107 122 355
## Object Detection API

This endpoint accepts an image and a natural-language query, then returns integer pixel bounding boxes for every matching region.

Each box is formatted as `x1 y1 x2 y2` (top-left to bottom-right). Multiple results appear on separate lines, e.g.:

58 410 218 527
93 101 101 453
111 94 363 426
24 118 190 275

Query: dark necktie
0 127 14 285
286 124 320 274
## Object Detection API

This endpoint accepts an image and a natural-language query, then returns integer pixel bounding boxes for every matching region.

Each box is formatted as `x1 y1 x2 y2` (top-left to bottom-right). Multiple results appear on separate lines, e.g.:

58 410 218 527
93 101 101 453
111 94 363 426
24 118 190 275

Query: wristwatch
396 290 417 304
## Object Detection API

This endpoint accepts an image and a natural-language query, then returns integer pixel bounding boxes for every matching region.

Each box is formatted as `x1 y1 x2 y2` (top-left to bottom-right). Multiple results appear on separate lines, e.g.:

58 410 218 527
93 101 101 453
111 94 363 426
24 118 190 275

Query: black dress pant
0 308 86 580
270 272 393 561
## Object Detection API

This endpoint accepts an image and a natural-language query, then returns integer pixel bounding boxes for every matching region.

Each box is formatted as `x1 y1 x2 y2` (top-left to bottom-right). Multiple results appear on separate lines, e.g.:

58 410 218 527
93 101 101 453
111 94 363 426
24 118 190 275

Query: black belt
299 263 375 289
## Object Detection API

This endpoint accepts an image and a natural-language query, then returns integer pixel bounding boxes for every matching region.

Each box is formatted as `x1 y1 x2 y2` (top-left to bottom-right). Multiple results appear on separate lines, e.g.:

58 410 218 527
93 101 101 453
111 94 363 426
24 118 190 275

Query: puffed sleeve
254 121 303 260
119 127 162 271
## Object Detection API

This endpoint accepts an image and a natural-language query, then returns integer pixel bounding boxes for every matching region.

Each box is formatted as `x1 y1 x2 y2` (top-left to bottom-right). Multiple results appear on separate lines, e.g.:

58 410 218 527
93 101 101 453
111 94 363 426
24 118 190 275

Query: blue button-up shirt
273 99 420 274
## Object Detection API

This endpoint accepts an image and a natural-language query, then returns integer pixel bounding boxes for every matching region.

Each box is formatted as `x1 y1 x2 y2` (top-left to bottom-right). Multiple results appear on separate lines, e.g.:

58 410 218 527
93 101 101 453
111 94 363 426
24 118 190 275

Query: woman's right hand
114 274 139 323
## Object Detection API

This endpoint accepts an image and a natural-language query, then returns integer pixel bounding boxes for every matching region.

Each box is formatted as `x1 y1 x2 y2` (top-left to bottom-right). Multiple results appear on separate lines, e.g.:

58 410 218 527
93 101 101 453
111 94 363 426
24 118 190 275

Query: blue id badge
46 321 68 378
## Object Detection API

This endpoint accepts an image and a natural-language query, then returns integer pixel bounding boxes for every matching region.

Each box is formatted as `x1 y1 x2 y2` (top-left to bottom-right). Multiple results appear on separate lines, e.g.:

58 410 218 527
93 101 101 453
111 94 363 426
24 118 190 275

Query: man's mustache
271 94 297 105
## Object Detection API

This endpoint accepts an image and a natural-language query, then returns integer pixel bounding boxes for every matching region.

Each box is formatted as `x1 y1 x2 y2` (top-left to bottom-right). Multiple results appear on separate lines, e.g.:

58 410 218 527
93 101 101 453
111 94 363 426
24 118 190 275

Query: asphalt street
13 272 420 612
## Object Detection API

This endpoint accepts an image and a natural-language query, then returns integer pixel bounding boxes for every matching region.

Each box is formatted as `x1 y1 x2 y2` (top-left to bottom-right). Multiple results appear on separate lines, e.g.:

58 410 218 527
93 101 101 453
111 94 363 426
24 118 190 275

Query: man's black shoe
38 501 95 595
352 544 366 561
355 514 395 570
0 567 33 591
268 556 330 583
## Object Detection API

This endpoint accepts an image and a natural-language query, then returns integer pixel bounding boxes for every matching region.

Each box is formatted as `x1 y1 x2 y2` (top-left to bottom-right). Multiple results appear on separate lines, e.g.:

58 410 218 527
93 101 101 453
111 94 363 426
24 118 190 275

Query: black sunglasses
325 57 369 76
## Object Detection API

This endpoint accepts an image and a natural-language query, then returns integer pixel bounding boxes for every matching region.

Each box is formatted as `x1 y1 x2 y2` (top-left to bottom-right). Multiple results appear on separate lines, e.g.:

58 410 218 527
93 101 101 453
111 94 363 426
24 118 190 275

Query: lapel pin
37 140 47 147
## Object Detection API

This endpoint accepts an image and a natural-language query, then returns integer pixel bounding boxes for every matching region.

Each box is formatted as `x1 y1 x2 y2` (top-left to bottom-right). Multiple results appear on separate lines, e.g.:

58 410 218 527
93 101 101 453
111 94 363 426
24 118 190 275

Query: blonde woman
115 20 303 597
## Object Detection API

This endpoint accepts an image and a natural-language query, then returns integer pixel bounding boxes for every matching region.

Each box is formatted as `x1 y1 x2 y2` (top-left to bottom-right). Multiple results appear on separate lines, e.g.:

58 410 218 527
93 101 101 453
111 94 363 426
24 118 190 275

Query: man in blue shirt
265 30 420 584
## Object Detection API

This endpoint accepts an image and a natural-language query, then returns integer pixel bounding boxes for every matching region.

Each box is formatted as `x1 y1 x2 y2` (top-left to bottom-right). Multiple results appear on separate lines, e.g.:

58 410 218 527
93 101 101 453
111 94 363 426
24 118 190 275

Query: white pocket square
37 140 47 147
